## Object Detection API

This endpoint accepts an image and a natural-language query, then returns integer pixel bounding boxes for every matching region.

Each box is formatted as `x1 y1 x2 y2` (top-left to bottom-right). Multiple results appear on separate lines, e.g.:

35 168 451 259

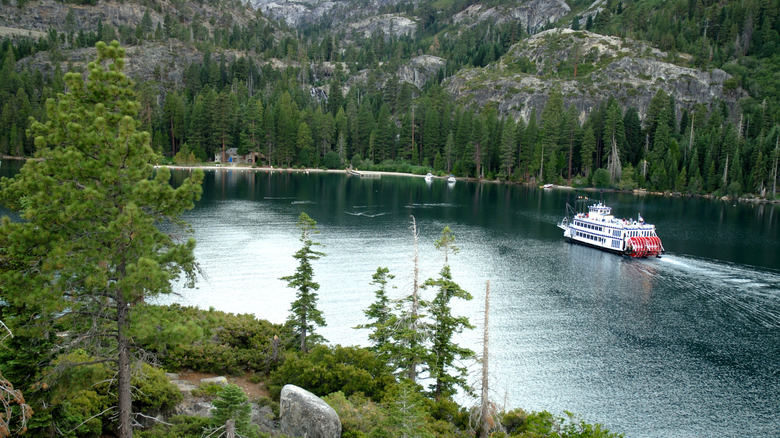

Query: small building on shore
214 148 266 165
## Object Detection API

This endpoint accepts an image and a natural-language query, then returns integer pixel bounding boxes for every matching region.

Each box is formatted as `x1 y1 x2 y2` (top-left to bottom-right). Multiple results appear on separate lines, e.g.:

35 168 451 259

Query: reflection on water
2 162 779 437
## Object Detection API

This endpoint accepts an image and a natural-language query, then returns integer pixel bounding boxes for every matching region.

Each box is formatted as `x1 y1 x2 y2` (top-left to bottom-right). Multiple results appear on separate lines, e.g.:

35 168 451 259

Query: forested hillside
0 0 778 197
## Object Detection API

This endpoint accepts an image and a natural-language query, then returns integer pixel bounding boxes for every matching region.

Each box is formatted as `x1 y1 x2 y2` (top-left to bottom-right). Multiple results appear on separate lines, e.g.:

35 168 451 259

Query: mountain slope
444 28 744 121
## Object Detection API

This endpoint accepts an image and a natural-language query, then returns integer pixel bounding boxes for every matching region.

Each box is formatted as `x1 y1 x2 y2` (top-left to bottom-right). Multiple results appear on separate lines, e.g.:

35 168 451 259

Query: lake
2 161 779 437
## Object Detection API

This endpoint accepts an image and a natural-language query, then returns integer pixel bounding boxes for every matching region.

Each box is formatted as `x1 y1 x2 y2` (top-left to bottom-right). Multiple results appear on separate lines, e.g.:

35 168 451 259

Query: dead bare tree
470 281 500 437
408 215 422 382
0 321 32 438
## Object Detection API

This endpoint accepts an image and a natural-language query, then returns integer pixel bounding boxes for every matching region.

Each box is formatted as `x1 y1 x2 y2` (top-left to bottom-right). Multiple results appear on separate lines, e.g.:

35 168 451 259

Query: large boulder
279 385 341 438
200 376 229 387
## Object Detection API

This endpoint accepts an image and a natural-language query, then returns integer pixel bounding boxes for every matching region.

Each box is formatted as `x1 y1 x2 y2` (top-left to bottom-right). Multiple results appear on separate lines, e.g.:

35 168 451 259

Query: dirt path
177 370 269 399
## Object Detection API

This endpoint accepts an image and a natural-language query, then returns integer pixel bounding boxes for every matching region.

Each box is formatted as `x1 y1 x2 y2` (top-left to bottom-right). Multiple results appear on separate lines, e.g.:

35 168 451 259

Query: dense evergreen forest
1 0 779 197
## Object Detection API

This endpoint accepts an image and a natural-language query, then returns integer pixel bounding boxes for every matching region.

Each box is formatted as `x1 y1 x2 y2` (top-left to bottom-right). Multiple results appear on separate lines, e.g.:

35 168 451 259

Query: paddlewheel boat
557 199 664 258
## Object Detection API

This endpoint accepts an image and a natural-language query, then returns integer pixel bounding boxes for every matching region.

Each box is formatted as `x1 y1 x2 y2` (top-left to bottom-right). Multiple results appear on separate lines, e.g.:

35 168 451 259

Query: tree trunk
170 116 175 157
226 419 236 438
409 216 419 383
568 132 574 180
116 286 133 438
300 310 307 353
480 280 491 438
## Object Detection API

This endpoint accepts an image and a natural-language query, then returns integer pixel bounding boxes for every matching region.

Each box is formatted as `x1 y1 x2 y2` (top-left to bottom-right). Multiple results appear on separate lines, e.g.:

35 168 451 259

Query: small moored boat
447 175 456 183
425 172 434 181
558 200 664 258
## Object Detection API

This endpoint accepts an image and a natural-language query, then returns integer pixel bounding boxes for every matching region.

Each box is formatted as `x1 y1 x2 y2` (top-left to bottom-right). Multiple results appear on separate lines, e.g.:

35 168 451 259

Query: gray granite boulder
200 376 228 387
280 385 341 438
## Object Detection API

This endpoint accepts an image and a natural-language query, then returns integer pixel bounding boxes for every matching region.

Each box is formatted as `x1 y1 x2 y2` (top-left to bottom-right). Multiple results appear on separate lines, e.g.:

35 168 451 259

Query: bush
132 304 281 375
268 345 395 401
571 175 588 188
191 382 225 398
323 392 385 438
136 415 211 438
499 408 623 437
727 181 742 198
133 364 183 412
592 168 612 188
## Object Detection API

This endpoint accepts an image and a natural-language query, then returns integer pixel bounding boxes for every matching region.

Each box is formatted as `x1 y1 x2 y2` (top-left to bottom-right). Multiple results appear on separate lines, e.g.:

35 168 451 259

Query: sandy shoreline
155 164 435 179
7 158 777 203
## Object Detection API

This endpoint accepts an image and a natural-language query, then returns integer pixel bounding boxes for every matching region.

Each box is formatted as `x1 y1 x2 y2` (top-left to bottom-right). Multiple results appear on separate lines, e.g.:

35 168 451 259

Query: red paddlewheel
627 236 663 257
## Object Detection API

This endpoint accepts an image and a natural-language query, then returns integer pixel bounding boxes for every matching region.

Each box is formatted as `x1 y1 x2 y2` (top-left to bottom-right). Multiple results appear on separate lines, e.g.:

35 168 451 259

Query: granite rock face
398 55 446 89
444 29 745 123
279 384 341 438
452 0 570 34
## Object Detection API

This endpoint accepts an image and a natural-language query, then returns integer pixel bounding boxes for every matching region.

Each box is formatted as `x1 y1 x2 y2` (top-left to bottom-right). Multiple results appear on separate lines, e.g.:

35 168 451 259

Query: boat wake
405 203 457 209
345 211 389 218
658 255 780 329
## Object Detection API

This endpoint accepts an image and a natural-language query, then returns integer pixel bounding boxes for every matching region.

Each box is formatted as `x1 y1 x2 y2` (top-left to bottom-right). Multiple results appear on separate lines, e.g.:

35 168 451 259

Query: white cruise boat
558 200 664 258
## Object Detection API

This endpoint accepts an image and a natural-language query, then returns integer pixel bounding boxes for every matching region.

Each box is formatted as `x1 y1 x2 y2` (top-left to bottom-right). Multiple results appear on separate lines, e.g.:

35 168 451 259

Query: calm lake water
2 161 779 437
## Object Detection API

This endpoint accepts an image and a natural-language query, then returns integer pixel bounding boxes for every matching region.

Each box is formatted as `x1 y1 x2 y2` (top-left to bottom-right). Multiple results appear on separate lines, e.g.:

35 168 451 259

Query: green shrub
132 304 281 375
137 415 211 438
592 168 612 188
499 408 623 437
133 364 183 412
191 382 225 398
572 175 589 188
268 345 395 401
323 392 385 438
255 395 280 418
727 181 742 197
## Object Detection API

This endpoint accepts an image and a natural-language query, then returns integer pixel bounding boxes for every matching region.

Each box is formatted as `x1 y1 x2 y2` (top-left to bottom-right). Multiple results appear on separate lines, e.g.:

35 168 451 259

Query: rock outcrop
280 384 341 438
250 0 337 27
397 55 446 89
349 13 416 39
0 0 266 35
200 376 229 387
444 28 745 123
452 0 570 34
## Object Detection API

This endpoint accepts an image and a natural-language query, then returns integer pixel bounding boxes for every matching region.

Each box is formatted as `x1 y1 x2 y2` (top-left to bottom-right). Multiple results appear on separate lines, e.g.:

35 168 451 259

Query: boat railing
557 216 569 231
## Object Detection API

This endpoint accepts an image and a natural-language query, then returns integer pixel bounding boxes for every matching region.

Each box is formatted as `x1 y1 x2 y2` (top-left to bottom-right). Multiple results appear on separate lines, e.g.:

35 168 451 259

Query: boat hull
565 236 662 258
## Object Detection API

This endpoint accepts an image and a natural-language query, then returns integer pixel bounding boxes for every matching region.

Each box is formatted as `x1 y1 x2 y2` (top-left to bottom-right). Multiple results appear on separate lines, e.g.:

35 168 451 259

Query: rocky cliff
444 29 745 123
452 0 570 34
250 0 569 36
0 0 266 35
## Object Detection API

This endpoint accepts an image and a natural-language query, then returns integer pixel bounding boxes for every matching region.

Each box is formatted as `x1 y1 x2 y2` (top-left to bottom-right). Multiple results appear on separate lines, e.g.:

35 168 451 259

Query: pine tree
581 126 596 177
281 212 326 352
241 97 264 158
356 267 396 356
444 131 455 173
374 381 434 438
500 118 516 178
423 227 474 399
388 217 429 383
210 384 258 438
0 41 203 438
213 90 236 162
539 90 563 181
297 121 315 167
